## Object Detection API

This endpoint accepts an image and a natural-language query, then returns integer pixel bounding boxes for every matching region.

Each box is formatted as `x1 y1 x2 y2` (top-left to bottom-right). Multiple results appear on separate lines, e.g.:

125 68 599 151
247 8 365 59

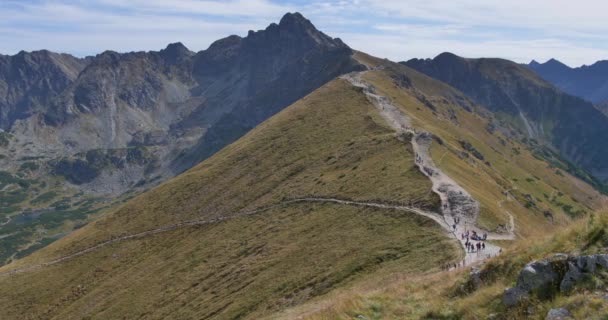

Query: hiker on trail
482 243 486 250
483 232 487 240
476 242 481 251
453 224 456 231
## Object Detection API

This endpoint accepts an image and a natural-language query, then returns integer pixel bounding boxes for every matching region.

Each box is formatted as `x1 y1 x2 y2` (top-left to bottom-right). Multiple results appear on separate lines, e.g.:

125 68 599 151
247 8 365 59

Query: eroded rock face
503 254 608 307
0 12 363 195
561 254 608 293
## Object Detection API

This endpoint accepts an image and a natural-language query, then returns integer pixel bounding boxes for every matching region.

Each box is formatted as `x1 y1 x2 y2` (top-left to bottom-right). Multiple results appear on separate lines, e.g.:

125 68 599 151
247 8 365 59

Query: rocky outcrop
545 308 573 320
560 254 608 293
0 50 88 128
0 12 363 195
503 253 608 307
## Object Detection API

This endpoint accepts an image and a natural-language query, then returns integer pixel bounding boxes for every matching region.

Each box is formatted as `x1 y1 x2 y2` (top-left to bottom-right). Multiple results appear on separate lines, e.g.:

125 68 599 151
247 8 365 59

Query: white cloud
0 0 607 66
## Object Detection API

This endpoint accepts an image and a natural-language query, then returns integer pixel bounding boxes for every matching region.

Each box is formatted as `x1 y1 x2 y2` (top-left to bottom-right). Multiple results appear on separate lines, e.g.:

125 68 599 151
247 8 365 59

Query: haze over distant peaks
527 58 608 104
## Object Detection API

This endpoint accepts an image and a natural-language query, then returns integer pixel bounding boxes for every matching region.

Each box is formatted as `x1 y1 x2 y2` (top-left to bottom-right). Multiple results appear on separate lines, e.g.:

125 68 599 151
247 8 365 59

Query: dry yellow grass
0 78 460 319
280 212 608 320
0 53 604 320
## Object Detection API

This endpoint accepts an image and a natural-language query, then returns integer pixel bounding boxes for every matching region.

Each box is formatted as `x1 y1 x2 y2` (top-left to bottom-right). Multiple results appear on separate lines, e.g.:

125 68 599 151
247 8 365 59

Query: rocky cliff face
528 58 608 104
0 50 88 129
0 12 362 194
172 12 364 172
0 12 363 263
403 53 608 183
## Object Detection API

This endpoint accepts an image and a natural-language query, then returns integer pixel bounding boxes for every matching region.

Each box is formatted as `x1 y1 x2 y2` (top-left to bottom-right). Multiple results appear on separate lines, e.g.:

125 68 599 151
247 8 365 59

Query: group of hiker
462 230 487 253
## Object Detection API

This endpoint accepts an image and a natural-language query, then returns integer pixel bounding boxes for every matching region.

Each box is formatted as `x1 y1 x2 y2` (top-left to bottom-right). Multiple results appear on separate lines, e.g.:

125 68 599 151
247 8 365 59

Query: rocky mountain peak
544 58 570 70
435 52 462 61
278 12 314 30
160 42 193 63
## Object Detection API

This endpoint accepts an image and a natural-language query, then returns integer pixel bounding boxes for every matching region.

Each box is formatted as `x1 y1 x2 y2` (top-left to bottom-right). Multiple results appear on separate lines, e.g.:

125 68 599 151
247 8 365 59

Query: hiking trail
0 70 517 276
341 70 515 266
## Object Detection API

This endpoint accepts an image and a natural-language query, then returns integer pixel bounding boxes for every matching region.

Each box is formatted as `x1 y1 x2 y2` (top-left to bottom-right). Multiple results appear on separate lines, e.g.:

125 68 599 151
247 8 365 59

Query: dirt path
341 71 515 265
0 197 459 276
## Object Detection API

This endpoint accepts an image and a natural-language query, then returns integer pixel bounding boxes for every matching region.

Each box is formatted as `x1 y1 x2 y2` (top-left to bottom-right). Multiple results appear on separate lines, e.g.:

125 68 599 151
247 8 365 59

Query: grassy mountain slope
0 13 363 263
356 54 604 235
272 54 607 319
286 212 608 319
0 78 459 319
404 53 608 184
1 52 605 320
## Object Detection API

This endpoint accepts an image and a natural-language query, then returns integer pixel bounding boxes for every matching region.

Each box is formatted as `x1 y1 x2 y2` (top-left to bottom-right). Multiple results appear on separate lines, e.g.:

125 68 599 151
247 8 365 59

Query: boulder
516 260 562 299
503 287 529 307
560 261 584 294
545 308 572 320
469 267 482 290
560 254 608 293
503 254 568 307
503 253 608 307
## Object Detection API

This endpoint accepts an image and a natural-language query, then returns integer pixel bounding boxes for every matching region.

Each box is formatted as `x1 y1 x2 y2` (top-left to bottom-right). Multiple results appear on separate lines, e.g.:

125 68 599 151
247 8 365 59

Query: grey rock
597 254 608 269
517 260 561 297
560 254 608 294
503 287 529 307
470 267 483 290
576 254 598 273
545 308 572 320
560 261 583 294
503 256 568 307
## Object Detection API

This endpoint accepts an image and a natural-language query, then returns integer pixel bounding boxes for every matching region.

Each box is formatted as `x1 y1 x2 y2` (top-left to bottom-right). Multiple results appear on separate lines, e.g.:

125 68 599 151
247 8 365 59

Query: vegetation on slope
354 54 604 236
0 79 459 319
289 212 608 320
270 53 608 320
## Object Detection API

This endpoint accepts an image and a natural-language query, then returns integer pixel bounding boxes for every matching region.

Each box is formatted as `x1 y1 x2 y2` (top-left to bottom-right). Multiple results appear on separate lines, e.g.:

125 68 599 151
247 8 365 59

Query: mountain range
0 13 362 263
527 58 608 105
0 12 607 320
404 53 608 187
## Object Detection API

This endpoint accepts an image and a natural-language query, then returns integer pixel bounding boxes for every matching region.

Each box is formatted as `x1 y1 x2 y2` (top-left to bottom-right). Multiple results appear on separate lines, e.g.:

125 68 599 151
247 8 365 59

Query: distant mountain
527 58 608 103
1 12 362 193
404 52 608 183
0 50 89 128
0 12 363 263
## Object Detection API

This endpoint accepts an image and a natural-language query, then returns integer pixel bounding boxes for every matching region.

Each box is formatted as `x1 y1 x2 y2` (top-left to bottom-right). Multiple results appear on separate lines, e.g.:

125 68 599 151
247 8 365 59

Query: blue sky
1 0 608 67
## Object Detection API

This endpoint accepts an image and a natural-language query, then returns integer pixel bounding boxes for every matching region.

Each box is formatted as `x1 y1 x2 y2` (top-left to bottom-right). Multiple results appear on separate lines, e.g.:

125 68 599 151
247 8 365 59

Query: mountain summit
0 12 363 262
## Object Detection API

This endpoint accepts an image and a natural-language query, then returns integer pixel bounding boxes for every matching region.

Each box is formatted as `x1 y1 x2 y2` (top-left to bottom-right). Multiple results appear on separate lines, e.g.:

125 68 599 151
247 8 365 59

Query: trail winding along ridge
341 70 515 265
0 71 516 276
1 197 463 276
